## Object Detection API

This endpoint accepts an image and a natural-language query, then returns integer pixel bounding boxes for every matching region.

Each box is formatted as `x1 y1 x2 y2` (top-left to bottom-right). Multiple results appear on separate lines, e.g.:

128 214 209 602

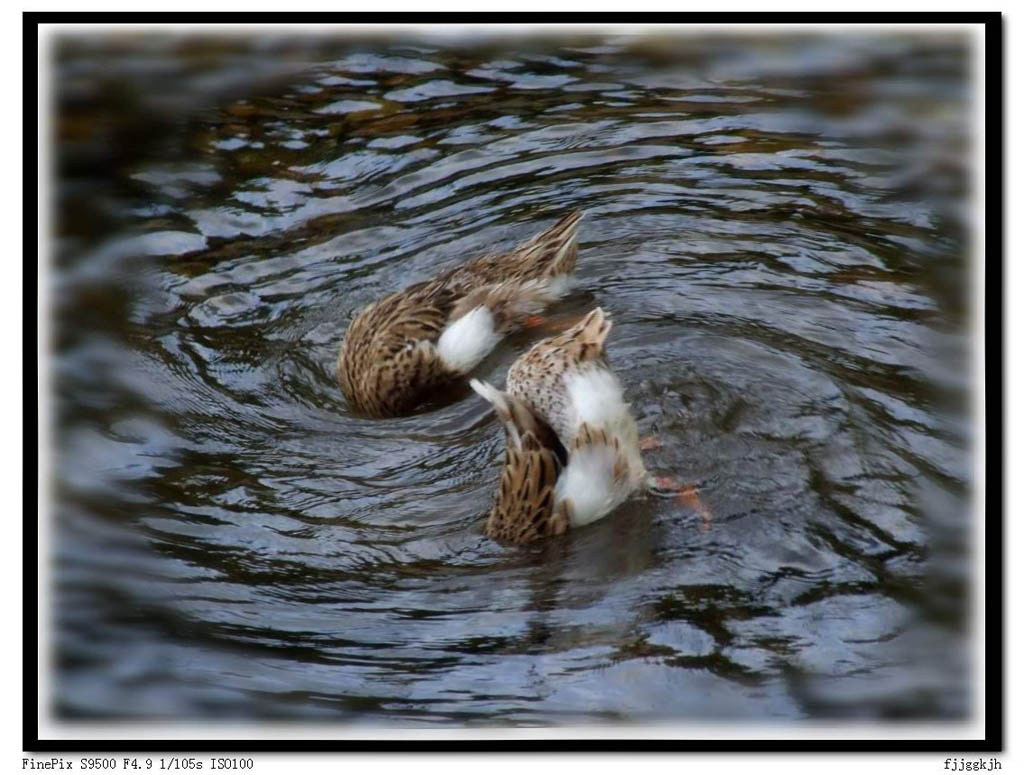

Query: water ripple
53 31 972 722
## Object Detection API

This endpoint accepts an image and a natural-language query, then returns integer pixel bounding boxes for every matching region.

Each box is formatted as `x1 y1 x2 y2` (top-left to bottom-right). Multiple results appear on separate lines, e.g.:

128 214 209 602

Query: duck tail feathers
562 306 611 360
521 210 583 277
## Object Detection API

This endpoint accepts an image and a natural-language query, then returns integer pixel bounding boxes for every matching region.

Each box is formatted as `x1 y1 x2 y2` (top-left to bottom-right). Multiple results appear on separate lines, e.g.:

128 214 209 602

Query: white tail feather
437 306 500 374
565 367 628 430
563 365 647 486
469 378 506 413
555 446 630 527
470 378 520 446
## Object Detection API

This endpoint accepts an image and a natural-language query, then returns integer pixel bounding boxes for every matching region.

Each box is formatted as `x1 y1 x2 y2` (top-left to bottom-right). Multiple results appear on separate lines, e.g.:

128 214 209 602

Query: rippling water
51 31 973 723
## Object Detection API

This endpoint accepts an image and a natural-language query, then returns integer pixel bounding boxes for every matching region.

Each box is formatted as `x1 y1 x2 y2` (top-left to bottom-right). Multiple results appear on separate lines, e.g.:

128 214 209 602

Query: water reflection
52 29 973 723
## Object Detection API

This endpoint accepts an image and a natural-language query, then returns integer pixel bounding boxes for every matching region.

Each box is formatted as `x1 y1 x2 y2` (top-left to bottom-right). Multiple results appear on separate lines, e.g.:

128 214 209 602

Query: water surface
52 31 973 723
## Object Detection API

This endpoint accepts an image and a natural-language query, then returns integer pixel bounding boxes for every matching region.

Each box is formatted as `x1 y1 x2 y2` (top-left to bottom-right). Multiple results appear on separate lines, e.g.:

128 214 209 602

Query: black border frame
24 11 1004 753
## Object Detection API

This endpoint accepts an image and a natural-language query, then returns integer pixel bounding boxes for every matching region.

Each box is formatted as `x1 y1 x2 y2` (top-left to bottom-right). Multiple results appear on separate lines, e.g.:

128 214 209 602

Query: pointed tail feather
519 210 584 277
470 378 512 422
471 378 516 445
560 306 611 361
577 307 611 347
537 210 584 245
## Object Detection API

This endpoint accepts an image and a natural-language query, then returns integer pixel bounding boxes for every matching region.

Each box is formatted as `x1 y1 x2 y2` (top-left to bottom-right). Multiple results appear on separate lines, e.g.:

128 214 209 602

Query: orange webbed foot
523 311 590 334
651 476 712 532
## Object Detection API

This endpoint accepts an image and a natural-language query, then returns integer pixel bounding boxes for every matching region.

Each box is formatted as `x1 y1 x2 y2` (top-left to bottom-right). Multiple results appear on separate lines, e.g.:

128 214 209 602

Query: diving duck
472 307 697 545
337 211 583 416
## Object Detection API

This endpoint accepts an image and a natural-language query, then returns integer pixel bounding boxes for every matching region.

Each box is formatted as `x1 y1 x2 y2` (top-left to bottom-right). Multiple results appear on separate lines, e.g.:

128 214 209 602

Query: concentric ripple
53 31 972 722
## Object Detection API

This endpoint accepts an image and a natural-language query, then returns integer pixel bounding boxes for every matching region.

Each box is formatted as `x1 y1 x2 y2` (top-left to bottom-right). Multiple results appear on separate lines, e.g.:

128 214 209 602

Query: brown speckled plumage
337 211 583 416
506 306 612 444
473 307 648 545
470 380 571 545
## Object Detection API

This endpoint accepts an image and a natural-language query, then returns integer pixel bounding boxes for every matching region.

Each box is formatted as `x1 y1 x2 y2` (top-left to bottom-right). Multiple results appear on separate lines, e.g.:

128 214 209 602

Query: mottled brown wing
472 384 569 545
485 429 569 545
337 281 456 416
453 211 583 286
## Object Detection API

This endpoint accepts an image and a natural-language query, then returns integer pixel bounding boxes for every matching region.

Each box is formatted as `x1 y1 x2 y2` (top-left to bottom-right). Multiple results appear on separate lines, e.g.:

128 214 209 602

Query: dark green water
52 31 973 723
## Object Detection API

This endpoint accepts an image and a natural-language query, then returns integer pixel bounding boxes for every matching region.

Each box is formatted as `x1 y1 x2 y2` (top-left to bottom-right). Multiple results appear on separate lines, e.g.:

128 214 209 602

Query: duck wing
471 380 570 545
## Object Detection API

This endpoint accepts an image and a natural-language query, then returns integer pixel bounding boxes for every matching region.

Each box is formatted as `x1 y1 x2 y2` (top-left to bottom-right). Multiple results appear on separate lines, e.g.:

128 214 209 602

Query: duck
337 211 583 416
472 307 696 545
